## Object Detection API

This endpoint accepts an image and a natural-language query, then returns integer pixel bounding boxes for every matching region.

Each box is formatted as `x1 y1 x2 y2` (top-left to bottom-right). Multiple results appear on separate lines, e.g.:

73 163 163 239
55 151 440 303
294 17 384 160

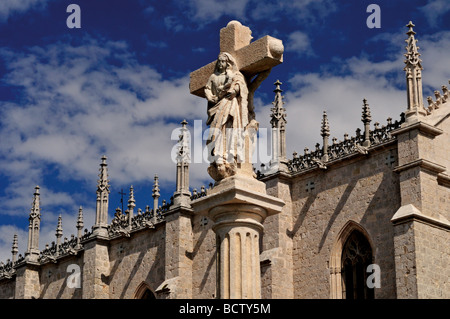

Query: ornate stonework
0 21 449 300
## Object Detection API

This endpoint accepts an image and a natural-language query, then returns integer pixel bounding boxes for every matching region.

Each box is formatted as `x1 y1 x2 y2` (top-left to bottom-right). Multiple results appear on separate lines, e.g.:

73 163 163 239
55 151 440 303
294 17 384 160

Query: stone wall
39 255 82 299
0 278 15 299
261 176 294 299
191 213 217 298
288 145 400 298
393 221 418 298
414 221 450 298
434 115 450 220
108 226 166 299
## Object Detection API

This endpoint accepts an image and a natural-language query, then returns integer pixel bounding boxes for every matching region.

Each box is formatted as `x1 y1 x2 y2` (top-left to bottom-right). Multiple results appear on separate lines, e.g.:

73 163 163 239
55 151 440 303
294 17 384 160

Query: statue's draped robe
206 69 249 164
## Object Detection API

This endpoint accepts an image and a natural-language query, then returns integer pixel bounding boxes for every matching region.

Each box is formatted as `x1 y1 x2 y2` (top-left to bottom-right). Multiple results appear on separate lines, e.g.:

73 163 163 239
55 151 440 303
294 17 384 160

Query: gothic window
341 230 374 299
135 282 156 299
140 288 156 299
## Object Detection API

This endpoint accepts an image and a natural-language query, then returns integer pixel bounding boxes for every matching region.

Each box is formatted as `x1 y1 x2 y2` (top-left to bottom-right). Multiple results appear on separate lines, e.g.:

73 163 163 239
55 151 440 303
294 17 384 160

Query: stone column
14 263 40 299
81 237 110 299
213 204 264 298
191 175 284 299
158 207 194 299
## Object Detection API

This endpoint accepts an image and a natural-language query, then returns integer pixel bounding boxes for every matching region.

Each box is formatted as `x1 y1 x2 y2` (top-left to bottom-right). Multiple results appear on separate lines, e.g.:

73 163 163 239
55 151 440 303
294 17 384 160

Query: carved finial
97 155 110 192
404 21 422 70
26 185 42 260
321 111 330 137
361 99 372 124
11 234 18 262
30 185 41 220
403 20 426 121
177 120 190 163
56 215 63 239
76 206 84 243
77 206 84 230
406 21 415 36
321 111 330 162
128 185 136 210
152 174 161 210
93 155 110 237
152 175 160 199
270 80 286 128
361 99 372 147
274 79 282 93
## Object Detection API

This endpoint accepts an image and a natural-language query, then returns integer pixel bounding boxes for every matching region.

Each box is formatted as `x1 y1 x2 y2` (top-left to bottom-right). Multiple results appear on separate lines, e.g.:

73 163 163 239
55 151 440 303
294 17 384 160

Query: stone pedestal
191 175 284 299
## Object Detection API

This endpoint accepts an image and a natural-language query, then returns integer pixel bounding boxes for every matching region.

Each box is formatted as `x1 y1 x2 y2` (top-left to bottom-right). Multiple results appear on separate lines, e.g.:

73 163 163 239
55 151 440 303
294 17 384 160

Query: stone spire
93 155 110 237
76 206 84 246
173 120 191 207
404 21 426 123
127 185 135 216
361 99 372 147
11 234 18 263
55 215 63 255
127 185 135 230
321 111 330 162
56 215 63 244
26 186 41 261
270 80 287 168
152 174 160 211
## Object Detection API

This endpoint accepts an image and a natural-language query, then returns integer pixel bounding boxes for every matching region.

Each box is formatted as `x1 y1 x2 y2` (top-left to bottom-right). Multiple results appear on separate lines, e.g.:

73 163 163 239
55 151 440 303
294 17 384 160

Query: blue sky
0 0 449 261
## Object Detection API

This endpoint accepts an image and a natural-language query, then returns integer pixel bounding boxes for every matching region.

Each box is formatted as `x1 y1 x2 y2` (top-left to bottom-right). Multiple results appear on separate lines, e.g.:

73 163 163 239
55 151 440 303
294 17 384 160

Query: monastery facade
0 21 449 299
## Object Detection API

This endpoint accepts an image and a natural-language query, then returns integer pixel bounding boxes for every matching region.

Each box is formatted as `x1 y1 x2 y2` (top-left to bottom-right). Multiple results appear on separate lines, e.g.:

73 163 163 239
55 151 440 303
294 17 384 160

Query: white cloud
184 0 250 23
286 31 315 57
166 0 337 30
0 36 211 217
0 225 28 263
0 0 51 22
250 0 336 25
0 35 217 261
419 0 450 28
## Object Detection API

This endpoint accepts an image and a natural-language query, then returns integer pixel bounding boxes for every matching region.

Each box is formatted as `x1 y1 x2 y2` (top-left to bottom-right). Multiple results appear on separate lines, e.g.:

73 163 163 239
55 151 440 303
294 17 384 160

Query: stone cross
385 153 396 167
200 216 208 227
189 20 284 98
305 181 315 192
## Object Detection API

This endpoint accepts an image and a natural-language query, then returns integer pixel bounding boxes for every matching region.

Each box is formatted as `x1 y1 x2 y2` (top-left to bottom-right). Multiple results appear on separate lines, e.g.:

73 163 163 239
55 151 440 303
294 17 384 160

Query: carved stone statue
205 52 251 180
190 21 284 182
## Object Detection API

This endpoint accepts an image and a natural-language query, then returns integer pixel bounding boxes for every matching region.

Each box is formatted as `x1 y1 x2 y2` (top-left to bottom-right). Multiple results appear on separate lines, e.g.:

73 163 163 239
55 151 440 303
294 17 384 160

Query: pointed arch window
134 282 156 299
341 231 374 299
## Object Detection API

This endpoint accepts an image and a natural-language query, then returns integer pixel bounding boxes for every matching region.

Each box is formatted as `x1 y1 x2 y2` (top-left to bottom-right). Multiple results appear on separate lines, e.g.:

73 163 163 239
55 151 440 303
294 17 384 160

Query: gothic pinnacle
30 185 41 219
128 185 136 210
321 111 330 137
404 21 422 70
403 20 425 121
152 175 160 199
152 174 160 210
56 215 63 239
362 98 372 124
11 234 18 262
97 155 110 192
270 80 286 126
321 111 330 162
